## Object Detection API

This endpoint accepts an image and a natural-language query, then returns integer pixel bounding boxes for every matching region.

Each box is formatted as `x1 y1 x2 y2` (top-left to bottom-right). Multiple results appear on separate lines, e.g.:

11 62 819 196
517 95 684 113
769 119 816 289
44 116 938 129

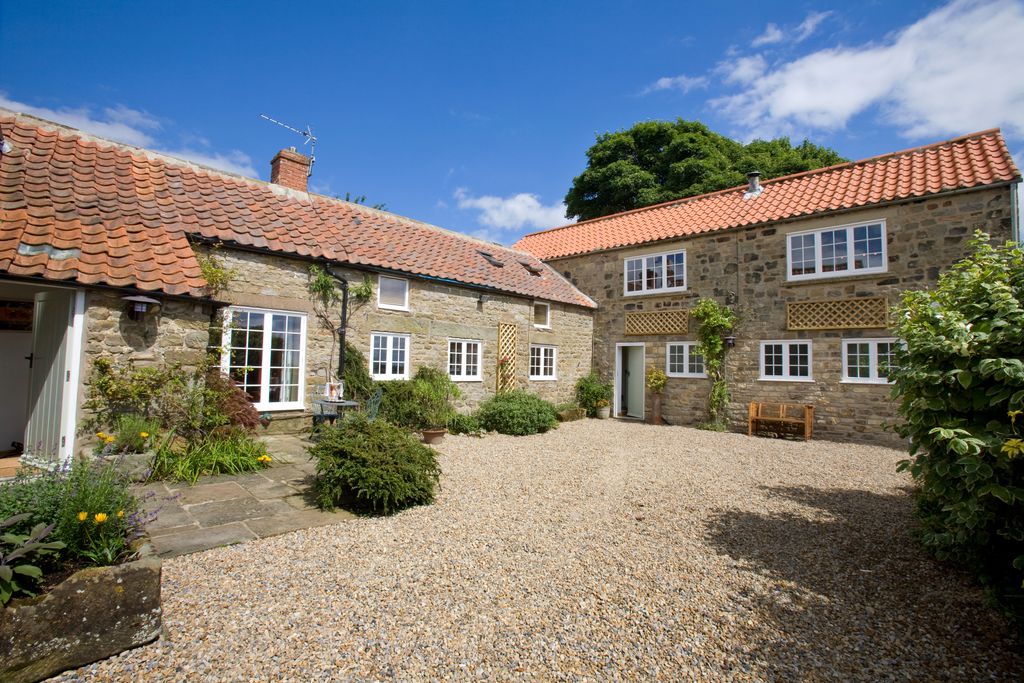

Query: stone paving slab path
136 434 352 557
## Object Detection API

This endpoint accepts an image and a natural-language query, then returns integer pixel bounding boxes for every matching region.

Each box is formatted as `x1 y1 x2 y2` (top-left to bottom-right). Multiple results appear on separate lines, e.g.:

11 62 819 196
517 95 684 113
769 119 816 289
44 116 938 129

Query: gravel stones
50 422 1022 681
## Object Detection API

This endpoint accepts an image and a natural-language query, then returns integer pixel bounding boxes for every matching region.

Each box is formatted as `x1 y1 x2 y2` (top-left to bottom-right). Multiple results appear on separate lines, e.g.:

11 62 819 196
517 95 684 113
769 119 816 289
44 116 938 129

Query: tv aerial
259 113 317 177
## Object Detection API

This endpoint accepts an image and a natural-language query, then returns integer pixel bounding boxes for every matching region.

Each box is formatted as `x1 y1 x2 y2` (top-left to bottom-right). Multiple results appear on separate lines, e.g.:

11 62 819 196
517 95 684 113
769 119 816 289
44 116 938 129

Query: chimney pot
744 170 763 199
271 148 310 192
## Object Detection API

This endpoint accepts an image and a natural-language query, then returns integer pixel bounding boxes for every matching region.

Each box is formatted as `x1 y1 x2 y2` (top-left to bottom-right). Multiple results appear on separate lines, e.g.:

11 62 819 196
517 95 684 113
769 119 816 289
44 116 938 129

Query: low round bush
448 412 482 435
476 391 558 436
309 414 441 515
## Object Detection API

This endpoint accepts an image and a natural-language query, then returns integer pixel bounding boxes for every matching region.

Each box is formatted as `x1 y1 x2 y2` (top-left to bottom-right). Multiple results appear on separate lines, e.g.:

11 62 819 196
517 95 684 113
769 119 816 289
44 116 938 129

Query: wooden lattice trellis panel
624 310 689 336
496 323 517 392
787 297 889 330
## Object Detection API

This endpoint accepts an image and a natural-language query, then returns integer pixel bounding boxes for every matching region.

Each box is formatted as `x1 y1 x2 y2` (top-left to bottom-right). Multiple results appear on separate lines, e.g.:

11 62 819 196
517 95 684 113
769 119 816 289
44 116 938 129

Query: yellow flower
93 512 108 524
96 432 106 439
140 431 150 438
105 435 116 444
1009 410 1022 427
77 511 88 522
257 454 272 463
1002 438 1024 460
117 510 125 519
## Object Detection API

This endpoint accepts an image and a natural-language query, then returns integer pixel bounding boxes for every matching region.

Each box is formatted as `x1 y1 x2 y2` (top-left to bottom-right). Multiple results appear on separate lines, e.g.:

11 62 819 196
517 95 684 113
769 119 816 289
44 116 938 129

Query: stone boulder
0 555 162 683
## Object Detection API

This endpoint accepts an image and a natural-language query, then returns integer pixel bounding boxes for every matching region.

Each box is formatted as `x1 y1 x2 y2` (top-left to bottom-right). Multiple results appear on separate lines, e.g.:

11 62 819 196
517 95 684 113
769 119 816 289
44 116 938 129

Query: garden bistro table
312 398 360 427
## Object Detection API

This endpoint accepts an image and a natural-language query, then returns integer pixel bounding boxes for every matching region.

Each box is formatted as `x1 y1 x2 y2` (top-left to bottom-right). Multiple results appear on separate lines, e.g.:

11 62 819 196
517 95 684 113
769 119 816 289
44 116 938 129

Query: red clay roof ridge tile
520 128 1021 240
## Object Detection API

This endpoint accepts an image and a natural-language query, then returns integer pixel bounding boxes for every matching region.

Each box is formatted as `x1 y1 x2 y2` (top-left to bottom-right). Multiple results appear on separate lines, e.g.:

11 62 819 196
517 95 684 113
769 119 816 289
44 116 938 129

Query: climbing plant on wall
690 297 736 430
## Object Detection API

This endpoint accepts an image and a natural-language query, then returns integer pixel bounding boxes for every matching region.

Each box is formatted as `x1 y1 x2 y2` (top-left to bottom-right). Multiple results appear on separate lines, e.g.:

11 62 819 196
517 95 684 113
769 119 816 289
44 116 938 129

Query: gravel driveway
54 421 1021 681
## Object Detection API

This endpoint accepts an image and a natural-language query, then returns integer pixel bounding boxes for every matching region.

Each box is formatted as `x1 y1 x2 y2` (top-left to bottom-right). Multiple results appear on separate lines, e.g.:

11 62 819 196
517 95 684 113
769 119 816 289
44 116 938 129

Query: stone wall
550 187 1016 446
207 248 593 428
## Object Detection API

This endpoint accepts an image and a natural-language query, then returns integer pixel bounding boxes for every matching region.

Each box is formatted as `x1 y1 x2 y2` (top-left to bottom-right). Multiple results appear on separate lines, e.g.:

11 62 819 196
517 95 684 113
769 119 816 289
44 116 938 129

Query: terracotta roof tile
513 130 1022 260
0 111 594 308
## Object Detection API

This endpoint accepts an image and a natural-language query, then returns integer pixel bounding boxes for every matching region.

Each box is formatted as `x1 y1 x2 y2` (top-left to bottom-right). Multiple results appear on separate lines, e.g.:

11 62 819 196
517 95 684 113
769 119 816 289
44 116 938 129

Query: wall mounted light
724 335 736 349
477 293 489 304
122 295 162 321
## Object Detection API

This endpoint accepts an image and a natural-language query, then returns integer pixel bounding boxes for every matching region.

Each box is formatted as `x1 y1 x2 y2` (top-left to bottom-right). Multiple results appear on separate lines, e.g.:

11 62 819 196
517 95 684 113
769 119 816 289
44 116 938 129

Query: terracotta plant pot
651 394 664 425
421 428 447 445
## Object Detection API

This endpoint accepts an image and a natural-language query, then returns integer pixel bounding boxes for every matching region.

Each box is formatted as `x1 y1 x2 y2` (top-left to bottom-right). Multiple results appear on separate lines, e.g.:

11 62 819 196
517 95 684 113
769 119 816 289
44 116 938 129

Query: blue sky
2 0 1022 245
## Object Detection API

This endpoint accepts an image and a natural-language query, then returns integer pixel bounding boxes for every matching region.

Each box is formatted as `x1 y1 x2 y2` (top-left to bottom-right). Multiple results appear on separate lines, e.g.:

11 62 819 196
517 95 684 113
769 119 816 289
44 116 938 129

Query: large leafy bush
378 367 460 431
309 414 441 515
575 372 612 416
890 233 1024 623
476 391 558 436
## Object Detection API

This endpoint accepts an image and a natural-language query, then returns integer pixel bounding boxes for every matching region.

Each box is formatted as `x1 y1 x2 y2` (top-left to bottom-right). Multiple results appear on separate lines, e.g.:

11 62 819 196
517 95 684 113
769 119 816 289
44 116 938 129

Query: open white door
615 343 646 419
23 290 75 467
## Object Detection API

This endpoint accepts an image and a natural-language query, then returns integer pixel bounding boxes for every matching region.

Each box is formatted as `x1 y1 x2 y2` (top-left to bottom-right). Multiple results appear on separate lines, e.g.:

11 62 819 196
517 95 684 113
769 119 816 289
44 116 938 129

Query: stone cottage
0 110 595 467
515 130 1022 446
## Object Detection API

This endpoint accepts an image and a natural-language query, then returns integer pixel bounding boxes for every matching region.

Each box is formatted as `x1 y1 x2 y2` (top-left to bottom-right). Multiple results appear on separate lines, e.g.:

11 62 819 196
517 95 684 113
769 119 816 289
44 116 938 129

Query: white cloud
641 74 709 95
0 92 160 146
712 0 1024 140
795 11 831 42
1 92 258 177
454 187 570 234
717 54 767 86
752 23 784 47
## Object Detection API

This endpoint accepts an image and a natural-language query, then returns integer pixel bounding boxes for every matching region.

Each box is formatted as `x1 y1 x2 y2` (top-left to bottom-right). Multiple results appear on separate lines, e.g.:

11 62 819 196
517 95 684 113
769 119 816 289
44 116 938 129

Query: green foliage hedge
476 391 559 436
890 233 1024 624
378 367 459 431
309 414 440 515
575 372 612 416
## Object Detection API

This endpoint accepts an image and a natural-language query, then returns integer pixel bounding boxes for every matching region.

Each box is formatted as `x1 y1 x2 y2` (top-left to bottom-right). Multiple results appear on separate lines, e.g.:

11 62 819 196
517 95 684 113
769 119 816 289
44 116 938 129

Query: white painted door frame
21 287 84 469
614 342 645 419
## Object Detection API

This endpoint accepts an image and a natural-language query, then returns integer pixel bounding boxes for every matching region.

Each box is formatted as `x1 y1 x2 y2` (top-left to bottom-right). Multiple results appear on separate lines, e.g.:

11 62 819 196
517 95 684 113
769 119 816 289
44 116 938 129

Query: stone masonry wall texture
209 248 593 428
549 187 1015 447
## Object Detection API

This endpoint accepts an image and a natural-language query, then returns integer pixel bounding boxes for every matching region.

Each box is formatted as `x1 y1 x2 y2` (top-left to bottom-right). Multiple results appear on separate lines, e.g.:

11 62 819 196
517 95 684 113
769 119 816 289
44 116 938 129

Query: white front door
615 343 645 419
23 290 75 467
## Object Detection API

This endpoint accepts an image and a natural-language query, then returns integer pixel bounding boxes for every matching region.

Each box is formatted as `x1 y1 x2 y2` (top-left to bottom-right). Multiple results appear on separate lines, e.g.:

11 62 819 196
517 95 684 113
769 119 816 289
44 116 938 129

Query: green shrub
152 431 271 484
0 457 146 567
575 372 612 416
378 367 460 430
342 342 376 401
309 414 441 515
96 414 160 454
448 412 482 436
1 514 64 604
476 391 558 436
890 233 1024 625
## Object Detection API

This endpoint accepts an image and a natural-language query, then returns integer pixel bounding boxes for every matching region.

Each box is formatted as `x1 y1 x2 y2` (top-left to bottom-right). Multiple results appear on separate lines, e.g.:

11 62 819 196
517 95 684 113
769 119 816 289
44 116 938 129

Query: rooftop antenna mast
259 113 317 178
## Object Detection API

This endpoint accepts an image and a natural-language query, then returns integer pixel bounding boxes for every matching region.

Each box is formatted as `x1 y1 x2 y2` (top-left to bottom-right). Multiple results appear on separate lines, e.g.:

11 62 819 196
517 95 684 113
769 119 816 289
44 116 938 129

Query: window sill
378 304 410 312
253 402 307 412
785 270 889 285
840 379 892 385
758 377 815 383
623 287 687 298
667 373 708 379
528 376 558 381
371 375 410 381
451 377 482 382
533 324 551 330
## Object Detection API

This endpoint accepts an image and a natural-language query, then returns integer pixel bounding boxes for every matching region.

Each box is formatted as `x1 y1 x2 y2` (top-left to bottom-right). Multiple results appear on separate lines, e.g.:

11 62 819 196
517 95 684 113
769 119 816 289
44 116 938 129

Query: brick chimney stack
270 147 310 192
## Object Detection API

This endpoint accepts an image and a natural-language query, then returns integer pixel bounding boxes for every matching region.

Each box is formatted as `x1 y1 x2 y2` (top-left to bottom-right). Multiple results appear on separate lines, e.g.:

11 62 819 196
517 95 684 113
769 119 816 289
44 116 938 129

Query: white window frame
759 340 814 382
448 338 483 382
623 248 687 296
220 306 308 412
841 338 899 384
377 275 410 311
528 344 557 381
370 332 411 380
786 219 887 282
533 302 551 329
665 342 707 378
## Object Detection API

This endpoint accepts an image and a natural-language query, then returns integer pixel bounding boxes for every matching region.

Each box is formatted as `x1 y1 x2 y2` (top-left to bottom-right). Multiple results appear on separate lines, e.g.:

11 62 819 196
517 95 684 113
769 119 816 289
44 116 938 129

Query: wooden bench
748 402 814 441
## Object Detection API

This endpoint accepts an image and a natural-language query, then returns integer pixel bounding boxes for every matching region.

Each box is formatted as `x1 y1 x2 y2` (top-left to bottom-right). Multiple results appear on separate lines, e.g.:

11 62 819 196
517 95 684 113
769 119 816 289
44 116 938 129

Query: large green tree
564 119 847 221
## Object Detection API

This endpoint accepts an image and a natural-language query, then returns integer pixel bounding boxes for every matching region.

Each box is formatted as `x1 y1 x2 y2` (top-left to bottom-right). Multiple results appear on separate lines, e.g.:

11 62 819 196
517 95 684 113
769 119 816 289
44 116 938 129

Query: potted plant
595 398 611 419
646 366 667 425
575 371 614 418
411 368 459 445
